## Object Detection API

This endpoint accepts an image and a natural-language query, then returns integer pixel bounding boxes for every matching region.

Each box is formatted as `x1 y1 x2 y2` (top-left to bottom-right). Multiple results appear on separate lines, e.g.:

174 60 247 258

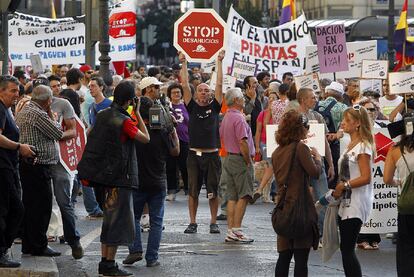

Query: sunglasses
366 108 376 112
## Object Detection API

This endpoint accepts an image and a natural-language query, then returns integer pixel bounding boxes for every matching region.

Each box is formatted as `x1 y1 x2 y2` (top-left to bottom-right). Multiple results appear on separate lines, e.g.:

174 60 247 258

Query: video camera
149 97 175 133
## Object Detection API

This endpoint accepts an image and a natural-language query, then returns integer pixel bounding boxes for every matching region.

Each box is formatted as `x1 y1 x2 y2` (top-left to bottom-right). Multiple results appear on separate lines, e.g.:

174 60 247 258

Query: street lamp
98 0 112 86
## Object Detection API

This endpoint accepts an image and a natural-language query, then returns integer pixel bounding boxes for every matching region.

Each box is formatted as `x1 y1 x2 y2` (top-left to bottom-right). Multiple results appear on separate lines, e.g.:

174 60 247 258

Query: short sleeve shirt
317 97 348 132
0 101 19 169
271 99 289 124
220 108 255 156
186 98 221 149
51 97 75 122
338 142 374 223
256 110 273 144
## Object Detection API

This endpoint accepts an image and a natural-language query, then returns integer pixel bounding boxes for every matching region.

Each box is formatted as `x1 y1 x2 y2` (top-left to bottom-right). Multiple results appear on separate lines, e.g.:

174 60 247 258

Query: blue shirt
89 98 112 126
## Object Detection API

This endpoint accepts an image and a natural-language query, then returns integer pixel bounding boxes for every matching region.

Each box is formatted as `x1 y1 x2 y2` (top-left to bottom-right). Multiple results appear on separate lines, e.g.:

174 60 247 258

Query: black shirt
250 98 262 137
136 128 169 193
186 98 221 149
0 101 19 169
60 88 81 117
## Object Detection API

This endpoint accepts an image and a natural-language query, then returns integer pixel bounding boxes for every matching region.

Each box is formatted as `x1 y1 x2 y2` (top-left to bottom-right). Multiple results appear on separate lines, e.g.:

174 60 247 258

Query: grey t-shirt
304 109 329 133
51 97 75 122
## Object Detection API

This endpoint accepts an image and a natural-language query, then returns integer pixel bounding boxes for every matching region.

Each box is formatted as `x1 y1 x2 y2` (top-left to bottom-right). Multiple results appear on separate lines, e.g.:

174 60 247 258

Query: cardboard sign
315 24 348 74
266 123 325 158
174 9 226 62
304 45 335 80
361 60 388 79
231 59 257 81
277 64 302 80
359 79 383 95
30 54 43 74
336 40 377 79
201 60 216 73
209 72 236 93
389 72 414 94
294 73 321 92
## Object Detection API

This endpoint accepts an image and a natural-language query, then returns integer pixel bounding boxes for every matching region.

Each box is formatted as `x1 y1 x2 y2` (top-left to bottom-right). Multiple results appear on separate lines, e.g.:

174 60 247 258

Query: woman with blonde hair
333 105 374 277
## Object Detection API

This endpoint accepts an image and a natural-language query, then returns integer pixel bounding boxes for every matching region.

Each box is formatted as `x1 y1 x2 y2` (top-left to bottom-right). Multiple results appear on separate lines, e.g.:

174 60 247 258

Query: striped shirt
15 101 63 165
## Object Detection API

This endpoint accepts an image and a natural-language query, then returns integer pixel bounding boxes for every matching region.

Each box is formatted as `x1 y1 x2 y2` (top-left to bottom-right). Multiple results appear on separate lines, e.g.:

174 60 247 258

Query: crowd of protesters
0 53 413 277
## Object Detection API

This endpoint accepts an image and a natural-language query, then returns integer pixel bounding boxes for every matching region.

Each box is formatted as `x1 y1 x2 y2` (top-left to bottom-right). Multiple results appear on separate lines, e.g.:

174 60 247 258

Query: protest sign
336 40 377 79
96 0 137 62
389 72 414 94
266 123 325 158
294 73 321 92
361 60 388 79
201 61 216 73
231 59 257 81
315 24 348 73
360 129 398 234
304 45 335 80
209 73 237 93
8 12 86 66
277 64 302 80
359 79 383 95
30 54 43 74
223 7 312 78
174 9 226 62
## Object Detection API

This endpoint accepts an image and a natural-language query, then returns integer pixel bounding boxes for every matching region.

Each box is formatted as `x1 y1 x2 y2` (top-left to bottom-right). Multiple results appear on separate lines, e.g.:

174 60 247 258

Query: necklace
346 139 361 153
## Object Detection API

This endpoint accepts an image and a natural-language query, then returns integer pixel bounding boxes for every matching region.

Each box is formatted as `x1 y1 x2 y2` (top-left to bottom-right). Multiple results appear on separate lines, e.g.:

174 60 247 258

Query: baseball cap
33 77 49 88
79 64 92 73
325 81 345 95
139 77 163 90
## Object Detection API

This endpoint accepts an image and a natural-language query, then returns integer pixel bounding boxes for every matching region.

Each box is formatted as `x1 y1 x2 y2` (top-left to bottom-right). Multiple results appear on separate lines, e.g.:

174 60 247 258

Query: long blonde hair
344 106 375 148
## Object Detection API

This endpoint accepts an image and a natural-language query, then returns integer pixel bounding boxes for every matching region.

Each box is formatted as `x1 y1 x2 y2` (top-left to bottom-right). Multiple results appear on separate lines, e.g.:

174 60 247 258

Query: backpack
315 100 337 133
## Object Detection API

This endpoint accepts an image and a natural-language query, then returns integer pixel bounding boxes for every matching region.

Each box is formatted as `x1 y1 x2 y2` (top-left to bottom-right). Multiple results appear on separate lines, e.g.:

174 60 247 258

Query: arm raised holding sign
215 50 225 104
178 51 192 106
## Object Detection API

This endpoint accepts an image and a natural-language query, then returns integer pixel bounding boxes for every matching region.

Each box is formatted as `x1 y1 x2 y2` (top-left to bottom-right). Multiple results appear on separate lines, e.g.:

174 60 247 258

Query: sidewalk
0 243 59 277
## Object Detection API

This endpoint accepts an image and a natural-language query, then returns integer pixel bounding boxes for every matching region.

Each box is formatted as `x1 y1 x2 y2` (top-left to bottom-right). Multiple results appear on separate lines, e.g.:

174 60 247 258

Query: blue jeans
129 189 166 263
82 186 103 216
50 163 80 245
310 163 329 236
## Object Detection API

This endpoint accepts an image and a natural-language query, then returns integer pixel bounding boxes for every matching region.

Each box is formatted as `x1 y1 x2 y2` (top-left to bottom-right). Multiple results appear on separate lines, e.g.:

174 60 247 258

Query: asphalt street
51 190 397 277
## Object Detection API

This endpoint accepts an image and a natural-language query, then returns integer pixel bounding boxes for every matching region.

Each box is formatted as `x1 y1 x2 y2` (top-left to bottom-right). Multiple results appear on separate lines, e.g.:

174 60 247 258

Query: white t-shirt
379 96 403 119
338 142 374 223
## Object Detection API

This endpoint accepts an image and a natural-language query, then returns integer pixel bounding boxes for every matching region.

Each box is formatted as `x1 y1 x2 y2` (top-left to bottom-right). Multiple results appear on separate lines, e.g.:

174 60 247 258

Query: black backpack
315 100 337 133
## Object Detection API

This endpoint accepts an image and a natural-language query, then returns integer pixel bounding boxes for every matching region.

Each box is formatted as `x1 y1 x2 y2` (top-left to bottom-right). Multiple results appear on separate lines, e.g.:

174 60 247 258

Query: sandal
357 241 374 250
249 191 262 204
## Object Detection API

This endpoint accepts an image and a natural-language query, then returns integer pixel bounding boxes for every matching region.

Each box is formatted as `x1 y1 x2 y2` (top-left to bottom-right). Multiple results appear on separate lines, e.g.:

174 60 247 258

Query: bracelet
15 143 20 151
344 181 351 190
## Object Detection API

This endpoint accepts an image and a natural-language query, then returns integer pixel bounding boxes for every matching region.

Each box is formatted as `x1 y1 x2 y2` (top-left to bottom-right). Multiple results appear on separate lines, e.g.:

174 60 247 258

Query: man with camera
123 77 179 267
77 80 150 276
179 50 225 235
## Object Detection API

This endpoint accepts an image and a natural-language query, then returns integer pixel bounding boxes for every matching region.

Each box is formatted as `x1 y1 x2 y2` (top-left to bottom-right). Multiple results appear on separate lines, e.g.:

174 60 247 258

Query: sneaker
122 252 143 265
0 253 20 268
146 260 160 267
216 214 227 221
227 230 254 243
87 212 104 220
184 223 197 234
166 194 176 201
100 262 132 276
209 223 220 234
70 241 84 259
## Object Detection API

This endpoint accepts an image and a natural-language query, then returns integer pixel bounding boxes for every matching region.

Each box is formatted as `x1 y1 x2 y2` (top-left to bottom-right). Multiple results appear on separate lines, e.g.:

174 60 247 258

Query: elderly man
179 50 224 234
0 76 35 267
16 85 73 257
220 88 255 243
314 82 348 188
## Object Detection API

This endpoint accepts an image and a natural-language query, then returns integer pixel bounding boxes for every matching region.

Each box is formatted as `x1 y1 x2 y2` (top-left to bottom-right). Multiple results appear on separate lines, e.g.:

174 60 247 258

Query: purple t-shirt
220 108 255 156
170 102 189 143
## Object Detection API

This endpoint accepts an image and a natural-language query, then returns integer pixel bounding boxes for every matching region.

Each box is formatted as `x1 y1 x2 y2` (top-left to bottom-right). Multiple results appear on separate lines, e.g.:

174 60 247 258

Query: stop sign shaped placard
58 115 87 175
174 9 226 62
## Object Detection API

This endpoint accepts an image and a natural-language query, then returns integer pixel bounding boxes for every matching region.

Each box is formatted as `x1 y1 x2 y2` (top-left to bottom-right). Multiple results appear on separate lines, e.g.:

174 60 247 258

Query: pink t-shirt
257 110 273 144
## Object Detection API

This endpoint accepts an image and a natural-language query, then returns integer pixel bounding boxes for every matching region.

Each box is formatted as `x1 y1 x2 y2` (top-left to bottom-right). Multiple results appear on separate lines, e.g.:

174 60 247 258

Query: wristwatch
344 181 351 190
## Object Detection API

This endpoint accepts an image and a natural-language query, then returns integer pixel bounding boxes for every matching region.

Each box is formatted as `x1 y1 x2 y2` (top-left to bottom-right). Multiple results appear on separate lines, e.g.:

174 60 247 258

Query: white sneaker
225 230 254 243
166 194 176 201
140 214 150 231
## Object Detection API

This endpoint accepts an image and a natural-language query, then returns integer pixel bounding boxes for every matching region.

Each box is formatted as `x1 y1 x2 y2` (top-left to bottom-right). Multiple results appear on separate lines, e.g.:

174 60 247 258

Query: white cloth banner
223 7 312 78
9 13 86 66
